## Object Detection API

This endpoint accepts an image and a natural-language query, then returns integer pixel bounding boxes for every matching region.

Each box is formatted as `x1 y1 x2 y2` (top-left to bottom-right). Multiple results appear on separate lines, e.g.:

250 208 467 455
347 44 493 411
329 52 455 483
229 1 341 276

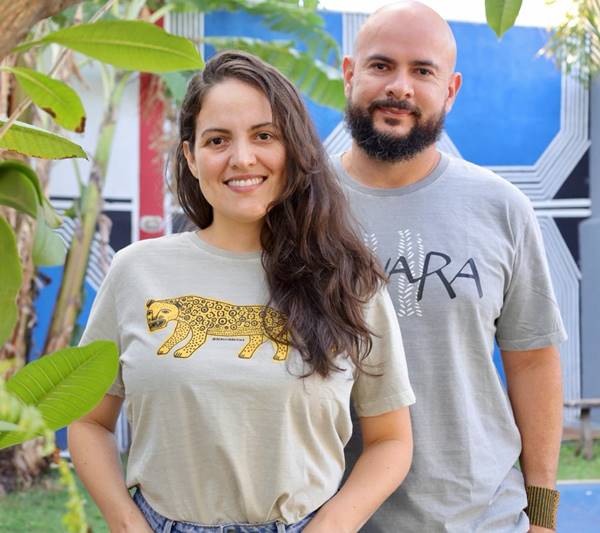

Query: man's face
343 9 461 162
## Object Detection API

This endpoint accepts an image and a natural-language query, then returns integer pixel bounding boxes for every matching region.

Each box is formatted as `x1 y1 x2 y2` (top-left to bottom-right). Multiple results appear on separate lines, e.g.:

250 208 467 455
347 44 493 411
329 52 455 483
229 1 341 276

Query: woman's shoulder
363 284 395 322
112 232 190 265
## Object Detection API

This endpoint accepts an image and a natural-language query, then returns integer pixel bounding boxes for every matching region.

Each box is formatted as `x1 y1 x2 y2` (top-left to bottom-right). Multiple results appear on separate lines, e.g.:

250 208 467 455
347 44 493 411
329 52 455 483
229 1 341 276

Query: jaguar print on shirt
145 296 289 361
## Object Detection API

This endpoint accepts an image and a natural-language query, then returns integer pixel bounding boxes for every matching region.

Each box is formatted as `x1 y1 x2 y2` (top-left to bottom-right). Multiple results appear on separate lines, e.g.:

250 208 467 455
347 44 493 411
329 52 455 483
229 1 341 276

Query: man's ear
342 56 355 99
182 140 198 178
444 72 462 114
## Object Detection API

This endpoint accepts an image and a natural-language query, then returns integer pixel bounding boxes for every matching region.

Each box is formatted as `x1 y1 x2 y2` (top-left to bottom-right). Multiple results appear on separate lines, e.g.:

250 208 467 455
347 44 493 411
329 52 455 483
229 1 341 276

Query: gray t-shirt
333 152 566 533
79 231 415 525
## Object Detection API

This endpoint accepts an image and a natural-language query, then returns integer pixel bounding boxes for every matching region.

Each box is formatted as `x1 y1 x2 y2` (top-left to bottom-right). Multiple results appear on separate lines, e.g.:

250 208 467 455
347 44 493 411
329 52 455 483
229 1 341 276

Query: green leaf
485 0 523 38
0 161 63 228
0 421 20 432
0 161 44 204
0 217 22 347
160 72 190 103
0 167 39 218
0 341 119 448
0 120 87 160
41 20 203 73
33 209 66 267
9 39 45 55
203 37 344 110
1 67 86 133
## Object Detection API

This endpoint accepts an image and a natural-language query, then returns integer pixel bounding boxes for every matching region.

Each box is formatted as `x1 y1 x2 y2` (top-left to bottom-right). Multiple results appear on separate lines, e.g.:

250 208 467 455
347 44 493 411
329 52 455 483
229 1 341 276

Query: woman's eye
257 132 273 141
206 137 225 146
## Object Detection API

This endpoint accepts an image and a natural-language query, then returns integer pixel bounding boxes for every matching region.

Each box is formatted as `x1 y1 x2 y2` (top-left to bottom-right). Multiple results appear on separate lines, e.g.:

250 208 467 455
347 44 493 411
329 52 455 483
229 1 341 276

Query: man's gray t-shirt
334 152 566 533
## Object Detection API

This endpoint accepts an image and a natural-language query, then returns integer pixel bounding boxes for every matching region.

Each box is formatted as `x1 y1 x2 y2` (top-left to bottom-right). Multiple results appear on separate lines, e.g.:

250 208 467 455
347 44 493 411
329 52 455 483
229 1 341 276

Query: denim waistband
133 489 313 533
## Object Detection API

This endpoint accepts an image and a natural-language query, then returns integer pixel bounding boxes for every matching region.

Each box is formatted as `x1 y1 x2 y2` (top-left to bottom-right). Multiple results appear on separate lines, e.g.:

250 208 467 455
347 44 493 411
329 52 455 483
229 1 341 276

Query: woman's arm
68 394 152 533
304 407 413 533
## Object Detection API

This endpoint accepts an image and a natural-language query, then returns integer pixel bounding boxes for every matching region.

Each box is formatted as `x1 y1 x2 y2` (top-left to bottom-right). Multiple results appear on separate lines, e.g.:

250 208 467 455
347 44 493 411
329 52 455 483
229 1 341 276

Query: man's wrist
525 485 560 531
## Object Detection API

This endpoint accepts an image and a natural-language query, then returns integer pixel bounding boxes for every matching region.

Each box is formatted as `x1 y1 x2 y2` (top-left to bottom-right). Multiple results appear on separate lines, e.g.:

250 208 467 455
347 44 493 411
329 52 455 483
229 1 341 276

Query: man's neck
342 143 441 189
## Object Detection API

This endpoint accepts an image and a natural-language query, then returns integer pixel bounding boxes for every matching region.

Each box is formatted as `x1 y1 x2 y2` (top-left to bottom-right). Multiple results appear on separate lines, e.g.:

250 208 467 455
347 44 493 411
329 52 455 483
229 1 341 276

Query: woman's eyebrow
200 127 230 136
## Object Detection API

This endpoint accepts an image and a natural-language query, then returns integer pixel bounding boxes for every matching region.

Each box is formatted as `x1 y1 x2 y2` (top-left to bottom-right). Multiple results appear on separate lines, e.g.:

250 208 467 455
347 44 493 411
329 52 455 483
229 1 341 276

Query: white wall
48 63 140 201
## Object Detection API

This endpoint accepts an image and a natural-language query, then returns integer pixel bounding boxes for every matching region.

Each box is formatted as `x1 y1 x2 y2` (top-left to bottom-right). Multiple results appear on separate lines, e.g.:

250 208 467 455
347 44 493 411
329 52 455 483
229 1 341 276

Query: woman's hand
304 408 413 533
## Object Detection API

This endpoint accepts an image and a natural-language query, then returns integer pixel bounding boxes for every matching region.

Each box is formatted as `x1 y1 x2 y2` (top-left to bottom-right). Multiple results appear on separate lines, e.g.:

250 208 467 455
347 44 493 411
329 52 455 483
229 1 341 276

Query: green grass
0 441 599 532
558 440 600 480
0 468 108 533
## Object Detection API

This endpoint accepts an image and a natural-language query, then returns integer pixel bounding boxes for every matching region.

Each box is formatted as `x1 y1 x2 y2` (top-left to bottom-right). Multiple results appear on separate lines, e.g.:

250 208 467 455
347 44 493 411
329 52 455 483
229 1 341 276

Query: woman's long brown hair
174 51 386 378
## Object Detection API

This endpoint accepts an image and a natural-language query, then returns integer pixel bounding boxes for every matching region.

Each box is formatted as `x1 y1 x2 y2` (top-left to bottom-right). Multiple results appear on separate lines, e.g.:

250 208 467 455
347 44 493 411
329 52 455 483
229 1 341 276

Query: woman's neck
197 219 263 253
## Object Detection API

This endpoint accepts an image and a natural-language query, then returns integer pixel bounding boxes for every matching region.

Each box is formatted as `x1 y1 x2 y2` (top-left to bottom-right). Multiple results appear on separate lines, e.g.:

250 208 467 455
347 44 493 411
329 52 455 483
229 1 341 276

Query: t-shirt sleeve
79 259 124 398
495 210 567 351
351 288 415 417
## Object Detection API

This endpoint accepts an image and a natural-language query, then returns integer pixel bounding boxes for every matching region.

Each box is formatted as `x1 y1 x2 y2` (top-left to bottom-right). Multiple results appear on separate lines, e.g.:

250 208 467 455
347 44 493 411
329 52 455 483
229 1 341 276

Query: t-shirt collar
333 150 449 197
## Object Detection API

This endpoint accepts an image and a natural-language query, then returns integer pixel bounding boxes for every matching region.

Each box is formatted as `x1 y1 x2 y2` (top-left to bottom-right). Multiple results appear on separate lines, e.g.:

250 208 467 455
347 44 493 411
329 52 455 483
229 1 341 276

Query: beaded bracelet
525 485 560 530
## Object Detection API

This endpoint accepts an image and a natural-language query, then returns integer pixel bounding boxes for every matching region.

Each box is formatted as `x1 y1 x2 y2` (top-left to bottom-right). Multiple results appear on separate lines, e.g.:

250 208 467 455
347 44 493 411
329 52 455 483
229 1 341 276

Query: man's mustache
367 99 422 118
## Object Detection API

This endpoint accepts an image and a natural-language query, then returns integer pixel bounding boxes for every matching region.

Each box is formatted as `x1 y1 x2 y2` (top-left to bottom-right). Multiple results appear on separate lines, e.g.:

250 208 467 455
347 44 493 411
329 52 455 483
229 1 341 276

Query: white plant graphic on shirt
396 229 424 317
364 230 424 318
363 233 379 255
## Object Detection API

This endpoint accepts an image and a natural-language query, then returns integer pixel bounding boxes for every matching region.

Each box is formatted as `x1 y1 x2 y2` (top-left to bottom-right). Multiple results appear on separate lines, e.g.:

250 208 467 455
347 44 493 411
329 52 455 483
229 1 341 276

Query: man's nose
385 71 414 100
229 140 257 169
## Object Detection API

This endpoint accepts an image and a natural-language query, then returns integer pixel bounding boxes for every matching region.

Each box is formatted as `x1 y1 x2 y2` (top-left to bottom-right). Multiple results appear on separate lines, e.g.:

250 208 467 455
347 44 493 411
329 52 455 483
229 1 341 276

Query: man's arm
501 345 563 533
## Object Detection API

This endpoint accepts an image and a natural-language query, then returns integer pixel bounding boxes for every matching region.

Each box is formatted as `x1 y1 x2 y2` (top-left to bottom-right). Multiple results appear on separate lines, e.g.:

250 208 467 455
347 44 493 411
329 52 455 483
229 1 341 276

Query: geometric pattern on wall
489 73 590 201
538 216 581 424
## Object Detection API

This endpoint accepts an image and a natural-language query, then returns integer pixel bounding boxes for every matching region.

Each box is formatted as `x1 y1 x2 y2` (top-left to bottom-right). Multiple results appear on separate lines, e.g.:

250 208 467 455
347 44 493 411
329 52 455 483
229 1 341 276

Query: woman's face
183 78 286 230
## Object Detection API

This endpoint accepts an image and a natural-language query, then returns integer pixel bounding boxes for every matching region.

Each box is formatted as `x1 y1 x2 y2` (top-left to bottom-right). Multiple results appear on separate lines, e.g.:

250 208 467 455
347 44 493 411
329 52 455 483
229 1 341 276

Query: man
336 2 566 532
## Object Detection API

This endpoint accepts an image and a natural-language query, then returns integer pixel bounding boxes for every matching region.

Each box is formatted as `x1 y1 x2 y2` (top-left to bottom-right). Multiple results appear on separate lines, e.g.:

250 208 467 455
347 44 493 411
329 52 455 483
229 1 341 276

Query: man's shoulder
444 154 531 208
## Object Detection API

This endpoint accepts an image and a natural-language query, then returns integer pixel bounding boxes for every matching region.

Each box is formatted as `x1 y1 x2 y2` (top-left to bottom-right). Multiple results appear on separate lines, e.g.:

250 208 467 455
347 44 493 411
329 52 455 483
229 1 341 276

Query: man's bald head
355 1 457 72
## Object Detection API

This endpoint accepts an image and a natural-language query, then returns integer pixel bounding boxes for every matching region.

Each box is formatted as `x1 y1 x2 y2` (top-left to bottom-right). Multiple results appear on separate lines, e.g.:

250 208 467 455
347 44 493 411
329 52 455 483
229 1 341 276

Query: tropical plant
0 340 118 531
541 0 600 83
485 0 600 84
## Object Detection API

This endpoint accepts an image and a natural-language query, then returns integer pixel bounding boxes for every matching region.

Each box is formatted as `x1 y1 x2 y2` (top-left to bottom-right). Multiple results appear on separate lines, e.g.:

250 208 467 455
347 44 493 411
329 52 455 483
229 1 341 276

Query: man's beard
345 98 446 163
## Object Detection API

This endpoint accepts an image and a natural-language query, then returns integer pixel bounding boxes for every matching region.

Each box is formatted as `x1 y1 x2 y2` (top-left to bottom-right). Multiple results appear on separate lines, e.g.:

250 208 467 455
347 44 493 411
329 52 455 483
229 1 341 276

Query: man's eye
371 62 388 71
417 68 433 76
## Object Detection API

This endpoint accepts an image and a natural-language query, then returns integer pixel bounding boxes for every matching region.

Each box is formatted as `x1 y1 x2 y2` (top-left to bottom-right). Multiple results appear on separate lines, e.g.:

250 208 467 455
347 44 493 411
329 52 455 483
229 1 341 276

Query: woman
69 51 414 533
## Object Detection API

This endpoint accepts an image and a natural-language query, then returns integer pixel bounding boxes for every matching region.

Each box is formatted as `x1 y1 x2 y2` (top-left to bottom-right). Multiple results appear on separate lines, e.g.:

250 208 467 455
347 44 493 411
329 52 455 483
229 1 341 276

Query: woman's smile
224 174 267 192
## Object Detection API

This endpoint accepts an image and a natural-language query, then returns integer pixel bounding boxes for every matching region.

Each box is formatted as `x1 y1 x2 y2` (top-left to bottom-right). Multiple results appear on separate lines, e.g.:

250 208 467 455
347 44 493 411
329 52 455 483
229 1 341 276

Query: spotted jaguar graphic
145 296 289 361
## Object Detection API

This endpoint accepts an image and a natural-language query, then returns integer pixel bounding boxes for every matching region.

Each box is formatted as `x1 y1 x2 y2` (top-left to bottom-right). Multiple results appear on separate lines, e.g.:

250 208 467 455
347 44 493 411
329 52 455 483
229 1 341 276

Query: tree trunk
0 0 81 61
0 440 51 497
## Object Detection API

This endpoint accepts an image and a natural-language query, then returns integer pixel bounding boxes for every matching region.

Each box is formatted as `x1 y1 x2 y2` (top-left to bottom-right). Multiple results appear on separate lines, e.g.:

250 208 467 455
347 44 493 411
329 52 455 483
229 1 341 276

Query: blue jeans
133 489 314 533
